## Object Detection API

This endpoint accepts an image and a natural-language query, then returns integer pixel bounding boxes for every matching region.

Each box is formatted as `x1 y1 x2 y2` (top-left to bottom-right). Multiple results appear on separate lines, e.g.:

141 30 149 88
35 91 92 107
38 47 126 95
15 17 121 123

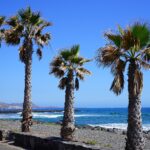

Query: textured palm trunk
125 60 145 150
61 70 75 140
21 40 33 132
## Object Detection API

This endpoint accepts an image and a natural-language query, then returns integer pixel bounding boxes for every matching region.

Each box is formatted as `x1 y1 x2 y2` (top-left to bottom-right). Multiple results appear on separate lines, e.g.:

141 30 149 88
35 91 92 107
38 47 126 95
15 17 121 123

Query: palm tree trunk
61 70 75 140
125 60 145 150
21 41 33 132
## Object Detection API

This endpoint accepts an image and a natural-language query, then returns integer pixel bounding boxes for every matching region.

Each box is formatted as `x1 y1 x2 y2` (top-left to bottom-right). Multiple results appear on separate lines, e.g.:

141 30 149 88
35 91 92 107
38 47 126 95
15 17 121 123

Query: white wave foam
17 112 22 115
0 114 21 119
88 123 127 130
33 113 62 118
74 114 112 117
33 113 111 118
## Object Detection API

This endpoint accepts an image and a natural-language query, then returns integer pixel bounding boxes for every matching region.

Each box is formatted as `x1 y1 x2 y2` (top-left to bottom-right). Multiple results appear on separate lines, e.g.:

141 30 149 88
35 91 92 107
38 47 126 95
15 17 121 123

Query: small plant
86 140 97 145
104 144 112 148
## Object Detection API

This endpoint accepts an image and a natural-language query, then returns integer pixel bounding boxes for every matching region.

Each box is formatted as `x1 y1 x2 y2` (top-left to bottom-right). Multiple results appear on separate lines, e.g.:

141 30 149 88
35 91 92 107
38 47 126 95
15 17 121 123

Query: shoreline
0 119 150 149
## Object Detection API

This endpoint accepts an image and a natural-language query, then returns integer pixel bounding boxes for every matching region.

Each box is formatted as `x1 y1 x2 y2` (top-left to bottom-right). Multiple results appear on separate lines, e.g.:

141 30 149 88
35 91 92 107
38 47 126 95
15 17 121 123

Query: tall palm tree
0 16 5 46
96 22 150 150
5 7 51 132
50 45 91 140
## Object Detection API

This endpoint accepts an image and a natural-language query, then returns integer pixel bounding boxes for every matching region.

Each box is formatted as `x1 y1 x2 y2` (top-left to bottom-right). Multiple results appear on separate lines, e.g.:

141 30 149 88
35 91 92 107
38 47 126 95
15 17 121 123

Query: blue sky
0 0 150 107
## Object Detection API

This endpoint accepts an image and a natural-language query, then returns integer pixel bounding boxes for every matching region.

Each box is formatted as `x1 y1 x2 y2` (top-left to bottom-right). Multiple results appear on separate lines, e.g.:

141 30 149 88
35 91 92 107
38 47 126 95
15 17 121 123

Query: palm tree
96 22 150 150
50 45 91 140
5 7 51 132
0 16 5 46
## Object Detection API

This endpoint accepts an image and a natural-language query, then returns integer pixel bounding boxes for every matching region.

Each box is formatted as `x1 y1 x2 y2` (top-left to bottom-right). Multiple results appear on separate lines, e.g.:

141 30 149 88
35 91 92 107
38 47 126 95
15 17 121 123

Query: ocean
1 108 150 131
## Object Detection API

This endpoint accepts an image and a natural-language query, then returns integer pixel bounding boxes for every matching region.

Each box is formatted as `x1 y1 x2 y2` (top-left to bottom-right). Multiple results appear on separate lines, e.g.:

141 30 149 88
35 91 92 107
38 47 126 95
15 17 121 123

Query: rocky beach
0 120 150 150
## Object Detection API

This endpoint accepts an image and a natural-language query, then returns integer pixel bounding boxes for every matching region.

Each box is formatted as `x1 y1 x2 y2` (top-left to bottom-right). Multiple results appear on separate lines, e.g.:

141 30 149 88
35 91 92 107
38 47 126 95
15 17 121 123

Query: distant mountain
0 101 61 110
0 102 38 109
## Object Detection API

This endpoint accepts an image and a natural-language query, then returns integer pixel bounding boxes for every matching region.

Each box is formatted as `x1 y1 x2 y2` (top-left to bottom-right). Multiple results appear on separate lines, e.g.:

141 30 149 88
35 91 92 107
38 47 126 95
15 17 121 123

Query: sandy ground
0 120 150 150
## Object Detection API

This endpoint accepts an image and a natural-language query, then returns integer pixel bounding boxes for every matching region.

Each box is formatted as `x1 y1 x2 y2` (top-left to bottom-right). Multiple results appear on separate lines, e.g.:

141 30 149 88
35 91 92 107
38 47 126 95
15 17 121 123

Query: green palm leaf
131 22 150 48
105 33 122 47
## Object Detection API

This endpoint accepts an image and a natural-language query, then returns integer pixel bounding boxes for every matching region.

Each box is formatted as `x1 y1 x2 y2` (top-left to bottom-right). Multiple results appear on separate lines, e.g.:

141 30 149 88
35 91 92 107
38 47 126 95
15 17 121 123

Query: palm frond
38 33 51 45
50 67 65 78
58 77 67 90
110 59 125 95
122 29 135 50
76 67 91 75
141 47 150 61
36 48 42 60
105 32 122 47
78 57 91 65
18 7 32 23
30 12 41 26
75 77 79 90
137 58 150 69
5 30 20 45
50 56 65 67
76 72 84 80
19 46 26 62
131 22 150 48
71 56 91 65
35 21 52 37
96 46 120 67
0 16 5 27
6 16 18 27
15 24 24 33
70 45 80 57
60 50 71 61
110 73 124 95
50 56 66 78
118 25 124 35
111 59 126 75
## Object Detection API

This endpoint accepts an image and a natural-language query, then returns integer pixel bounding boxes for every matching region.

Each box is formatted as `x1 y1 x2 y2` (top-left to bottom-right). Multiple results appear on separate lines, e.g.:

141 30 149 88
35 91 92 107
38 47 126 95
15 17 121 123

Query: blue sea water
1 108 150 130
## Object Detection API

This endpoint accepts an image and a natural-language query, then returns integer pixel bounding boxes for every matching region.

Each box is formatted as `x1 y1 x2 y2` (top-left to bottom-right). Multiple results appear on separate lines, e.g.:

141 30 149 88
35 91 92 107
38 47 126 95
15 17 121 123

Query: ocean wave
74 114 114 117
33 113 63 118
0 113 121 119
32 113 105 118
0 114 21 119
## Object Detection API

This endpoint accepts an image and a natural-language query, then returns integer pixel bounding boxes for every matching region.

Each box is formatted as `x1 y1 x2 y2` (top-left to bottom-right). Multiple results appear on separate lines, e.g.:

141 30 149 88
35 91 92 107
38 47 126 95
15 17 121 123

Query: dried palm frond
76 72 84 80
138 59 150 69
50 67 65 78
96 46 120 67
58 77 67 90
6 16 18 27
141 48 150 61
36 48 42 60
110 73 124 95
5 30 20 45
111 59 126 75
122 29 135 50
50 57 63 67
75 77 79 90
77 67 91 75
